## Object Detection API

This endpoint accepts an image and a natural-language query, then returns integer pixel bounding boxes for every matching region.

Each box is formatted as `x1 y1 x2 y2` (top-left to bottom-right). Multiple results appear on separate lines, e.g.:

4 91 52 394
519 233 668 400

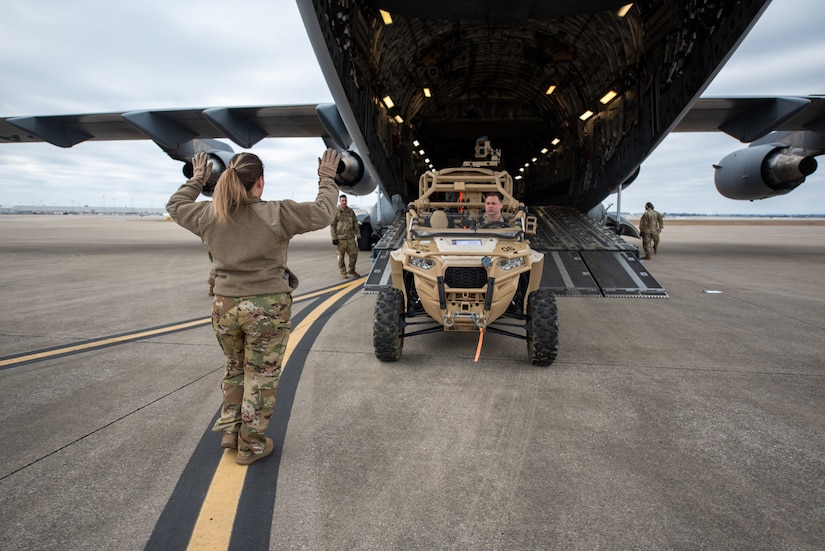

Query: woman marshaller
167 149 340 464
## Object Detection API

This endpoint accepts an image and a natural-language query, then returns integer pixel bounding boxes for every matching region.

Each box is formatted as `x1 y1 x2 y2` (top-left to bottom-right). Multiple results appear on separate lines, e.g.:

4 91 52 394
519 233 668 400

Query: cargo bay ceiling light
382 96 395 109
579 110 594 121
379 10 393 25
545 85 557 95
617 4 633 17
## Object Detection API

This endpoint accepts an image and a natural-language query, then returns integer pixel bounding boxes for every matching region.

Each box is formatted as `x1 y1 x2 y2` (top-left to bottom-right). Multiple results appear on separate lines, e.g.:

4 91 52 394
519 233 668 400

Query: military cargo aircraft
1 0 823 297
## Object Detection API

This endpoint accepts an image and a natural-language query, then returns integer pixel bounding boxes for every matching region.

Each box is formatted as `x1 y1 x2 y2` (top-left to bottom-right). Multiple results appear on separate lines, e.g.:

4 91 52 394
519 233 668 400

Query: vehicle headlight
498 256 525 270
409 256 435 270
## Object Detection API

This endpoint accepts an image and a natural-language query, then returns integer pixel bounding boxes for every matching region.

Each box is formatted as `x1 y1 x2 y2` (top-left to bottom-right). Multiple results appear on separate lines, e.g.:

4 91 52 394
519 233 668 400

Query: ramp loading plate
363 216 406 293
532 207 667 298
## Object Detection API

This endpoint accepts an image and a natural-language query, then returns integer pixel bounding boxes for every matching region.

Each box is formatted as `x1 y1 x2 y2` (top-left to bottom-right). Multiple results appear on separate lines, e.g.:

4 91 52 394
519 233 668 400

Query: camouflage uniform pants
336 238 358 274
641 231 660 256
211 293 292 456
651 230 660 252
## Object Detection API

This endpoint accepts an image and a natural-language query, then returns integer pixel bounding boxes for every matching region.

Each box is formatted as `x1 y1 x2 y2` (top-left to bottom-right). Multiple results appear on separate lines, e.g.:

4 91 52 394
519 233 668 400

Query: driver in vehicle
480 191 509 227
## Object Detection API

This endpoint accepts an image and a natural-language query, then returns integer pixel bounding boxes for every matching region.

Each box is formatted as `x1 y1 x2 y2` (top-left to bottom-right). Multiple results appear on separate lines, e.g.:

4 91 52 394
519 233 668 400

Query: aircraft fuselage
301 0 772 211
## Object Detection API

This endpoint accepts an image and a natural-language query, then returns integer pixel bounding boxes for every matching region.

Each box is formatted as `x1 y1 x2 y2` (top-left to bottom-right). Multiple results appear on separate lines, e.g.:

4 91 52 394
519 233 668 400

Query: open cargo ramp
531 206 667 299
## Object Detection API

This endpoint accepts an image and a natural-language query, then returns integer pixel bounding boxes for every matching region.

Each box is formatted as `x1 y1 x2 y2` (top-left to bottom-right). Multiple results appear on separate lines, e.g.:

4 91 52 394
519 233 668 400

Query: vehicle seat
430 209 448 229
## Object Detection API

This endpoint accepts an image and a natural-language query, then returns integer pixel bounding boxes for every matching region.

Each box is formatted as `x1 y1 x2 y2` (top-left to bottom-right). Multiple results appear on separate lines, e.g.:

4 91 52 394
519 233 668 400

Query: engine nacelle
334 149 378 196
178 146 378 198
182 151 231 197
713 144 817 200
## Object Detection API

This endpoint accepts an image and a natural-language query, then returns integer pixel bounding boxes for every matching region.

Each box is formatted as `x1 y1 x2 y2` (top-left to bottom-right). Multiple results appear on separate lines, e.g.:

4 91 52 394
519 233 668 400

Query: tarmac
0 214 823 550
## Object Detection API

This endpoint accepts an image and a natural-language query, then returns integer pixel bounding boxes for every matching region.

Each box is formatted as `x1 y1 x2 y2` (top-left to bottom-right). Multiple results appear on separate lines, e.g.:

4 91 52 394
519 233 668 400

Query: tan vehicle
373 159 559 366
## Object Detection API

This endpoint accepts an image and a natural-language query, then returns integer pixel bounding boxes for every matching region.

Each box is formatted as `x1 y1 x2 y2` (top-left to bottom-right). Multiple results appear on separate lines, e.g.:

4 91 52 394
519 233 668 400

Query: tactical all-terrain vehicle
372 147 559 365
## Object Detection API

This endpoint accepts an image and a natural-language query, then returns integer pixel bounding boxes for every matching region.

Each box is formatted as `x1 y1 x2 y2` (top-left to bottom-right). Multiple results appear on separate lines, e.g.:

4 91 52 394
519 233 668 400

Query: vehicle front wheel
373 287 405 361
526 289 559 366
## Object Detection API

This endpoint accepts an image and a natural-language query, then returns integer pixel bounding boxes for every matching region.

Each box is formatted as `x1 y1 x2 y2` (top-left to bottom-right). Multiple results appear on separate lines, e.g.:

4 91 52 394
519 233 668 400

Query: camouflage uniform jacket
167 177 338 297
330 205 359 241
639 209 662 234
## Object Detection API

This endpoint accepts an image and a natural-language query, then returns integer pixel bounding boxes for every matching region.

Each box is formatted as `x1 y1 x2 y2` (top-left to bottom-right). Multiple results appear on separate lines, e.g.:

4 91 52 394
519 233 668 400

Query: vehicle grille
445 267 488 289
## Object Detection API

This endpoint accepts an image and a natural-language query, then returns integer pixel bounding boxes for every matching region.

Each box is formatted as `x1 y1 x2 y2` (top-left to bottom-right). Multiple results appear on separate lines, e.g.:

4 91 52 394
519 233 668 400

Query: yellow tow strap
474 328 485 362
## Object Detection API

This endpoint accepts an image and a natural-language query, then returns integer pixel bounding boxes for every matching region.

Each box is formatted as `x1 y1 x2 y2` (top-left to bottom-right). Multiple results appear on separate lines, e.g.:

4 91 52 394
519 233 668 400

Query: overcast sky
1 0 823 214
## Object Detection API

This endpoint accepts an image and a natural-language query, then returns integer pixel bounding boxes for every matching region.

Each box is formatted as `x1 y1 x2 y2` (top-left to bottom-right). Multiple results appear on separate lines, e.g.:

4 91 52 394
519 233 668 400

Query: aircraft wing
0 103 382 198
0 105 326 149
674 96 825 143
7 96 823 149
673 96 825 201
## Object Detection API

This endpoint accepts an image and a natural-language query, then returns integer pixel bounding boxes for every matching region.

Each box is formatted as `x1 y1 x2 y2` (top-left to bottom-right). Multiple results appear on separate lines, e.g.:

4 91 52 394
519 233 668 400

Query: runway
1 214 823 550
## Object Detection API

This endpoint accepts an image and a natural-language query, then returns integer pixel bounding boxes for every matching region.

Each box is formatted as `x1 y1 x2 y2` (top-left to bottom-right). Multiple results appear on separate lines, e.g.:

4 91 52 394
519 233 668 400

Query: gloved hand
317 148 340 180
332 240 338 246
191 152 213 185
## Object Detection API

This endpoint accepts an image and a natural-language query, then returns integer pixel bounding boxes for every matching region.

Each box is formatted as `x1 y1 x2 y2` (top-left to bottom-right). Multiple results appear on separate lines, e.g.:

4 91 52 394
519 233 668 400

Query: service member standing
167 149 339 465
639 201 664 260
331 194 360 278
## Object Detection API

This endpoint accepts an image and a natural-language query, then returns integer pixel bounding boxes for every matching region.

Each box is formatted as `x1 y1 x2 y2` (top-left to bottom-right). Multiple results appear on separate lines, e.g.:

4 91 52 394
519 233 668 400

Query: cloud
620 0 825 215
0 0 333 209
1 0 823 214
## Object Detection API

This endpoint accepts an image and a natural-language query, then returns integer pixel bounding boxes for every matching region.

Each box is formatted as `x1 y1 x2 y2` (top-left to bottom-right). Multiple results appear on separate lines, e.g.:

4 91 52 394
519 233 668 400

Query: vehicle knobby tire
526 289 559 366
373 287 405 361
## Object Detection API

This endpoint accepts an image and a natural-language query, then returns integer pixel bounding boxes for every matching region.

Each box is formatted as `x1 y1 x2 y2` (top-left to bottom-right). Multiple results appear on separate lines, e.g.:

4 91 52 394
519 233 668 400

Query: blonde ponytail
212 153 264 222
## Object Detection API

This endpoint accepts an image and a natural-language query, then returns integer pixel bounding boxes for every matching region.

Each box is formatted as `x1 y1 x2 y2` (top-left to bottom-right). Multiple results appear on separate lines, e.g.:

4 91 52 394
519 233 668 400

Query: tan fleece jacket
167 176 338 297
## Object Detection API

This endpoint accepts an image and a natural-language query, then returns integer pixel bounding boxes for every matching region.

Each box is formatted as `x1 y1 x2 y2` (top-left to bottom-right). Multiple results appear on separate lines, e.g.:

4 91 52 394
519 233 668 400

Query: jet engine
713 144 817 200
315 104 380 196
163 138 234 197
174 139 378 198
181 151 232 197
334 149 379 196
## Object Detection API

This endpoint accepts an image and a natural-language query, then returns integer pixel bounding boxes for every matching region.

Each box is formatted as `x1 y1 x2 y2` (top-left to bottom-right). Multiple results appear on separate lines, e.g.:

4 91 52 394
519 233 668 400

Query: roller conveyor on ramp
363 206 667 298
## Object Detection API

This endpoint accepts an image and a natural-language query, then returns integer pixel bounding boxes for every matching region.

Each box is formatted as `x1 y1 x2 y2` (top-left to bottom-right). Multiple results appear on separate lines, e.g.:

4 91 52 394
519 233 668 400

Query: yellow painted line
0 319 208 368
186 278 364 551
296 280 354 301
282 278 365 367
186 451 248 551
0 281 358 369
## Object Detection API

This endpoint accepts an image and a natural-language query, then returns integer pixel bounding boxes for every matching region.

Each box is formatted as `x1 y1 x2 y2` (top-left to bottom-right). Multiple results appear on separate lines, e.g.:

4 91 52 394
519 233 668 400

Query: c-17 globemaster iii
2 0 823 363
